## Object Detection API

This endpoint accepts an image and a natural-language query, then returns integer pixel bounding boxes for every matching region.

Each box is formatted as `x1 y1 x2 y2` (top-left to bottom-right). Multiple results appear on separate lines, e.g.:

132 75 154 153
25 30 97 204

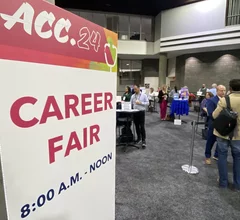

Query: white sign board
144 77 159 91
121 102 132 110
140 87 146 94
0 1 117 220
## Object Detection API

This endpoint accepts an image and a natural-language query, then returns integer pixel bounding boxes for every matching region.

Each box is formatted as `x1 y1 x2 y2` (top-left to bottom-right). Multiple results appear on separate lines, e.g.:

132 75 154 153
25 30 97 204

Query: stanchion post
196 100 200 133
189 120 196 168
181 120 199 174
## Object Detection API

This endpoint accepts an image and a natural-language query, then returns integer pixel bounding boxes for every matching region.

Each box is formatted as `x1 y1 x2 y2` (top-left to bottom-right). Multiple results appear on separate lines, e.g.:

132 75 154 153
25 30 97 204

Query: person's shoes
142 141 146 149
135 139 141 145
218 179 231 190
213 156 218 161
233 188 240 192
228 183 240 192
219 185 228 190
205 158 211 165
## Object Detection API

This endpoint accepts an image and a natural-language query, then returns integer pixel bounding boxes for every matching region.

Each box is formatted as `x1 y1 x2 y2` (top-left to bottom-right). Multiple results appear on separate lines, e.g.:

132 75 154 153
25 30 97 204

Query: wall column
158 54 167 87
117 58 121 95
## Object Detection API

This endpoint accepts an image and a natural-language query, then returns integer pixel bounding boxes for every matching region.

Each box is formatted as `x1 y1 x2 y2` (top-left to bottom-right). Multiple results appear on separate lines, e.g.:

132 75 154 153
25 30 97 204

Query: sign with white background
0 0 117 219
144 77 159 91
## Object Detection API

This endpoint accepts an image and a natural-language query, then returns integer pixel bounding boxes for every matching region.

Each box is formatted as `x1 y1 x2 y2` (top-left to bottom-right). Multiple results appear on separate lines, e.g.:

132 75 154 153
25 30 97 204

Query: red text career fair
9 92 113 164
10 92 113 128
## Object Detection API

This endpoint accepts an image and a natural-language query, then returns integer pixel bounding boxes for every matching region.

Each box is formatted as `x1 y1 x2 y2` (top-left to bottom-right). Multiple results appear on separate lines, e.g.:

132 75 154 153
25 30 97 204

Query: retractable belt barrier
182 121 200 174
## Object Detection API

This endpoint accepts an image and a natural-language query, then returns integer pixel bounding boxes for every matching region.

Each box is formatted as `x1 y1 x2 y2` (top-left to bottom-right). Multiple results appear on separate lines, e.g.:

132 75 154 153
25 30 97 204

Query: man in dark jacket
205 85 226 165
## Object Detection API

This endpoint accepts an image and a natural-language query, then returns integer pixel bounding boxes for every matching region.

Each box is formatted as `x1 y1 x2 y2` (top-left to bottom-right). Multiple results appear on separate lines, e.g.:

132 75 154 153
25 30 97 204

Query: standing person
130 85 149 148
180 86 189 100
131 85 135 94
208 83 217 96
213 79 240 190
148 88 155 109
167 85 171 93
199 84 207 96
205 85 226 165
201 92 214 117
148 87 155 100
122 86 132 102
199 84 207 103
201 92 214 134
169 86 178 104
158 85 168 120
169 86 178 98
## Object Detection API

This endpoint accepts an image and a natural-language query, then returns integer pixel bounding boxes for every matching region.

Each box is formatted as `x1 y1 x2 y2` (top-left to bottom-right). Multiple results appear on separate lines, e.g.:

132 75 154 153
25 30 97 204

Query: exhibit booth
0 0 117 219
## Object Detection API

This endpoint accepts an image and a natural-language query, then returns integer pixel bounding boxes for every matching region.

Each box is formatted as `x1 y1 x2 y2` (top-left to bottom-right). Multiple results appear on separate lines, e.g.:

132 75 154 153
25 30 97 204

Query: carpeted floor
0 162 7 220
0 109 239 220
116 109 240 220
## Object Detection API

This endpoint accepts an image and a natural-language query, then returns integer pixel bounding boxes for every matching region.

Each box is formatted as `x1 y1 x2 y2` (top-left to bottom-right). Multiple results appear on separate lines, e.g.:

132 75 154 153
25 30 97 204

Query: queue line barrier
181 121 205 175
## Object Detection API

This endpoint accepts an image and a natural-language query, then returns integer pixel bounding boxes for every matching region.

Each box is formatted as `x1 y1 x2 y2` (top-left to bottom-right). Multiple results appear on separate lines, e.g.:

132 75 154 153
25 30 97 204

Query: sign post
0 1 117 219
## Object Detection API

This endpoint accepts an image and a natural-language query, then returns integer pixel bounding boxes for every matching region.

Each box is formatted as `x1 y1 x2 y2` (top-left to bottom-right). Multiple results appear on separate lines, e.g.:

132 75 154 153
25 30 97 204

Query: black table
116 109 140 152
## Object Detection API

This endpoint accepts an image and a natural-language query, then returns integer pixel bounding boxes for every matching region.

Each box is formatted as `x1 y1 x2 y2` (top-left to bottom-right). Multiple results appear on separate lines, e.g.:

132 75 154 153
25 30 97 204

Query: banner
0 0 117 72
0 1 117 219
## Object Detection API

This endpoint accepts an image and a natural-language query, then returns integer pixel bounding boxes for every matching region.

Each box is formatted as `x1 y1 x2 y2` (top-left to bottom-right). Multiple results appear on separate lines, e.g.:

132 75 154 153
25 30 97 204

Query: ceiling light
196 0 220 13
126 63 129 66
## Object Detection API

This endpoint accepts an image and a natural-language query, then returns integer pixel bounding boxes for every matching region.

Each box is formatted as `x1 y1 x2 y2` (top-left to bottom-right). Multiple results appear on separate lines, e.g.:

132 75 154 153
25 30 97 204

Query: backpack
213 96 238 138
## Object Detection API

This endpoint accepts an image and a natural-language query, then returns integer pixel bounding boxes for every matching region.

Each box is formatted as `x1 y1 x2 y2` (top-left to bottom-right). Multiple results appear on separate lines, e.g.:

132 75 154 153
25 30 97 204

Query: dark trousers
133 111 146 141
205 128 218 158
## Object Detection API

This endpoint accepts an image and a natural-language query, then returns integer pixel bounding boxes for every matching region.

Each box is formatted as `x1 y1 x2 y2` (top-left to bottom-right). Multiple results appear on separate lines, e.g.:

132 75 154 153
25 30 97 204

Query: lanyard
135 93 141 100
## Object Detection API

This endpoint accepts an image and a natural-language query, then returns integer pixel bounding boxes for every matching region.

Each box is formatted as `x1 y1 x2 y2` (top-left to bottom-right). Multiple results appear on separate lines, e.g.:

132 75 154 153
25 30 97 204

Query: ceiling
56 0 204 16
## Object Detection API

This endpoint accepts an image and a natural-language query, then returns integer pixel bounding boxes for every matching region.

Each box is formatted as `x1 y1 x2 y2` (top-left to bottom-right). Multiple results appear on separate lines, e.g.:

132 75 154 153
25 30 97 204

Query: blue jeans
205 128 218 158
217 137 240 190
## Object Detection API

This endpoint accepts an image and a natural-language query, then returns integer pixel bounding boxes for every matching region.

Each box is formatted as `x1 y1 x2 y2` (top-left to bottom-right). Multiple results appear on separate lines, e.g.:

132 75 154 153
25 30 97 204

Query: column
117 59 120 95
158 54 167 87
167 57 176 88
117 72 120 95
47 0 55 4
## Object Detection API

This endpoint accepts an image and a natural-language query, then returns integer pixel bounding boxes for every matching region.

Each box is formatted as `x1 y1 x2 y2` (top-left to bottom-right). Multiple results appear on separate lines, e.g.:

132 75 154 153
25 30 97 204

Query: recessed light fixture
126 63 129 66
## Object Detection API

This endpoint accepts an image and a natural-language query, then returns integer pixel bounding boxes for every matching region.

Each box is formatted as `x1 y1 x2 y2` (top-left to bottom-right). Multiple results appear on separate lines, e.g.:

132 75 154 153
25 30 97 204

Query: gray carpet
116 110 240 220
0 161 7 220
0 109 239 220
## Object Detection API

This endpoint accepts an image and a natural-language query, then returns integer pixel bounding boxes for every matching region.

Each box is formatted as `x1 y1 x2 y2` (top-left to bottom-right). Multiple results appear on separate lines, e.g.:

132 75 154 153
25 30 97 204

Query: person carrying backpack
213 79 240 191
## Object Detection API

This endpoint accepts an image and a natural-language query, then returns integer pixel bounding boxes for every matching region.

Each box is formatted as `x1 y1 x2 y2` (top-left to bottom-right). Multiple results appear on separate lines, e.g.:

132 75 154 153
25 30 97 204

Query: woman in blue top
201 91 214 117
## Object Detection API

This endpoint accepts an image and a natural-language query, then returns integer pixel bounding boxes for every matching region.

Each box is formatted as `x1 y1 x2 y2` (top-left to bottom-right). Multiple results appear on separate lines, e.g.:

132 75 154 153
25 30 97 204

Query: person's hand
136 100 141 104
203 107 207 113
